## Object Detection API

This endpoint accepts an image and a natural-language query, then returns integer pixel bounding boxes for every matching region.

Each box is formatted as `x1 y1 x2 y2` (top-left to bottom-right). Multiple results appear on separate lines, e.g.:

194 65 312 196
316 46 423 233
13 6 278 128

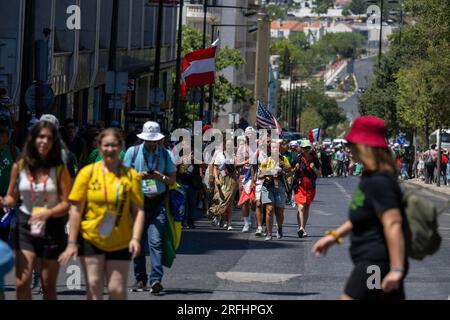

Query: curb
403 180 450 198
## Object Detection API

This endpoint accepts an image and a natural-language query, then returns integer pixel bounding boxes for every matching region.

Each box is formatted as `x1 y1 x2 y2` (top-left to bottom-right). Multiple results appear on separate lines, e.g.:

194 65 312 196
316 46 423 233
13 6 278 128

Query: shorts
344 261 405 300
260 184 286 209
14 209 67 260
77 236 131 261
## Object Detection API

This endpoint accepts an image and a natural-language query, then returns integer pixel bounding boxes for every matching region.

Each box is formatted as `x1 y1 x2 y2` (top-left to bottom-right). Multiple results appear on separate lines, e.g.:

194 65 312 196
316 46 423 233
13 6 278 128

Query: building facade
0 0 178 129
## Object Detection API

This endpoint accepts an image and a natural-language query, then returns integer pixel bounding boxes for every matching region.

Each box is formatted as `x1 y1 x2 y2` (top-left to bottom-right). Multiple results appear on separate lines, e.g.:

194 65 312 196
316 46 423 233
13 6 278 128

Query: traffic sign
149 88 165 105
25 83 55 113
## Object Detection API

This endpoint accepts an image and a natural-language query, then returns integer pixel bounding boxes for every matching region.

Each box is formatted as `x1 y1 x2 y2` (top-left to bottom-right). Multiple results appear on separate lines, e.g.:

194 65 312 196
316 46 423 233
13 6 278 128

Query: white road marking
216 272 301 284
334 181 352 199
315 210 333 216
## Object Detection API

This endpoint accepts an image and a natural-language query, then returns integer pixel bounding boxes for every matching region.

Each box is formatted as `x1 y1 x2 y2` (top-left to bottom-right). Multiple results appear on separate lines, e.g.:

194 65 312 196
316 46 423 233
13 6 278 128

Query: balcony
186 4 220 23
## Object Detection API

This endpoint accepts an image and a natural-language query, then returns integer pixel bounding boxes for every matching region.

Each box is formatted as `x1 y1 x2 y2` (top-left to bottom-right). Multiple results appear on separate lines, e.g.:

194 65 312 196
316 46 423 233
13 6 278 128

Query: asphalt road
3 176 450 300
337 57 376 121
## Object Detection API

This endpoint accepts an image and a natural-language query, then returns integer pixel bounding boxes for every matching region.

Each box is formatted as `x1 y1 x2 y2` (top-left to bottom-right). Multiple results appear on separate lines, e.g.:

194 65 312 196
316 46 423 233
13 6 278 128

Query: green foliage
266 4 289 21
300 107 324 132
215 46 246 71
347 0 368 15
312 0 334 15
181 25 203 54
302 81 347 130
312 32 366 59
358 0 450 142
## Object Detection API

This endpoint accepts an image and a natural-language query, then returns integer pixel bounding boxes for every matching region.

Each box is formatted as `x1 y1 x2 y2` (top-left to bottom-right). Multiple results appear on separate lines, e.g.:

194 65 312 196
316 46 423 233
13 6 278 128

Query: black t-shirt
349 171 405 263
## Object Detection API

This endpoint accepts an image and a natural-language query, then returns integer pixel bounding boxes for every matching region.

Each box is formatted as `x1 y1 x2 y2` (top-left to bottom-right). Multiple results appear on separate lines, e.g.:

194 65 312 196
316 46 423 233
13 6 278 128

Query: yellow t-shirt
69 163 144 252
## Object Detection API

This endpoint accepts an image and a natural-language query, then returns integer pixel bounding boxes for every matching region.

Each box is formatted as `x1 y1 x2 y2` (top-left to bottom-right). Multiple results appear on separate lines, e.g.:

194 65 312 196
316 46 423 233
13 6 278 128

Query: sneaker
297 228 308 238
242 224 250 233
150 280 163 296
130 280 147 292
223 222 228 229
227 225 233 231
276 228 283 239
264 234 272 241
212 217 219 226
255 226 263 236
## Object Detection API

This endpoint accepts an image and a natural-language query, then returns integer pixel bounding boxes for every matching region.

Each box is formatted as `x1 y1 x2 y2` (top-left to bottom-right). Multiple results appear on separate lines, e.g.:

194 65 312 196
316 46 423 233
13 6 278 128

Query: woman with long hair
312 116 408 300
58 128 145 300
293 140 321 238
0 121 71 300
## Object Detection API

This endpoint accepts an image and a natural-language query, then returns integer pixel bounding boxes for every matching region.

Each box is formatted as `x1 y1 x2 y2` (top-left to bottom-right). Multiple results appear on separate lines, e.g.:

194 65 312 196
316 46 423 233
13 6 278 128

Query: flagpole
173 0 184 129
199 0 208 122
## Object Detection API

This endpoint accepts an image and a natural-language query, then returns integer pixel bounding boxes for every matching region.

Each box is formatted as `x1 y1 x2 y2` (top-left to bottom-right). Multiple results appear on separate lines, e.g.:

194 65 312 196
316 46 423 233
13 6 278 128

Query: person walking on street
0 126 20 243
293 140 321 238
58 128 145 300
312 116 408 300
441 150 448 186
257 140 291 241
208 136 238 230
123 122 176 295
0 121 71 300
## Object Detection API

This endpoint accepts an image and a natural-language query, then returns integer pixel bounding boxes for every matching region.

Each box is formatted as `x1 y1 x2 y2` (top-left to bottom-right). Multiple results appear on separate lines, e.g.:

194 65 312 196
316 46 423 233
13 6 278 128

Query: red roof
271 20 306 31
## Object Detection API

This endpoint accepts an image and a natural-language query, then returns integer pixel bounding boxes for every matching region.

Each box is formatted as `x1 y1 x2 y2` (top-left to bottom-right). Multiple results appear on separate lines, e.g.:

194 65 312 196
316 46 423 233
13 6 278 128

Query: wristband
390 266 404 274
68 240 77 245
325 230 344 244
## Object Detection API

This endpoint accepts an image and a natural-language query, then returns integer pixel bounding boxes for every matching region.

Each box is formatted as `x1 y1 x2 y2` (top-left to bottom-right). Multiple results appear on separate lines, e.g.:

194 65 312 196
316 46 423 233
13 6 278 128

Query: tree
266 4 289 21
300 107 324 132
312 0 333 15
358 0 450 141
348 0 368 15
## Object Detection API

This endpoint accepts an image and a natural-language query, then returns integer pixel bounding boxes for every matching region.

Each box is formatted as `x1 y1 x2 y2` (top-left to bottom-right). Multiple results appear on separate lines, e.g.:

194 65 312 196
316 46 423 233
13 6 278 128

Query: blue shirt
123 144 176 195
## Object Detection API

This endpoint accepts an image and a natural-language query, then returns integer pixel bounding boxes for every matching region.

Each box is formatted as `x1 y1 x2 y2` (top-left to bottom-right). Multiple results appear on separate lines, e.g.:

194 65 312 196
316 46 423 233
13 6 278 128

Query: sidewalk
404 178 450 197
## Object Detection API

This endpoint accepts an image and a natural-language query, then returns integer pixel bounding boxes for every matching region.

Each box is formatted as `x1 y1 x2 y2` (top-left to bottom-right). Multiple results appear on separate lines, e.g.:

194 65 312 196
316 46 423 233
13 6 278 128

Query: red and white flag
308 128 321 143
181 41 218 97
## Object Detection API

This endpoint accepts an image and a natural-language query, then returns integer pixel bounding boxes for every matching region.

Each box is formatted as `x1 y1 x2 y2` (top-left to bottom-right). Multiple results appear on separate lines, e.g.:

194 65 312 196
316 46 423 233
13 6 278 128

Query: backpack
402 189 444 260
423 152 435 167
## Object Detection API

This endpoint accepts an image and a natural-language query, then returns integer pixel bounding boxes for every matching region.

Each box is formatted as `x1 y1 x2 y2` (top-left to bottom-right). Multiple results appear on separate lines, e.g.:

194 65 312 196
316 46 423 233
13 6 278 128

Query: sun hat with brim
345 116 388 148
300 140 312 148
137 121 165 141
245 126 257 135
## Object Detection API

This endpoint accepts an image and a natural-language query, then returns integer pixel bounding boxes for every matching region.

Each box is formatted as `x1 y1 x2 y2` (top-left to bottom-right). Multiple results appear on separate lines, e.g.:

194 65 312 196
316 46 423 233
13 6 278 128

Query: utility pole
173 0 184 129
19 0 35 137
199 0 208 121
378 0 384 69
108 0 119 123
153 0 164 122
254 12 270 122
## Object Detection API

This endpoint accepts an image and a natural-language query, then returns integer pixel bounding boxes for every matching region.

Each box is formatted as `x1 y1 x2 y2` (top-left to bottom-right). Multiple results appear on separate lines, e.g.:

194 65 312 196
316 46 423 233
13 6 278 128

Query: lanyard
144 145 161 172
102 163 122 210
29 170 49 203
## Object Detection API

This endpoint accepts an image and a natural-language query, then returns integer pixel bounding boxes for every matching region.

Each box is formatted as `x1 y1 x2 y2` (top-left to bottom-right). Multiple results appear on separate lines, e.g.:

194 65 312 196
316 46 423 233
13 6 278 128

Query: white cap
245 126 256 135
137 121 165 141
289 140 299 147
40 114 60 128
300 140 312 148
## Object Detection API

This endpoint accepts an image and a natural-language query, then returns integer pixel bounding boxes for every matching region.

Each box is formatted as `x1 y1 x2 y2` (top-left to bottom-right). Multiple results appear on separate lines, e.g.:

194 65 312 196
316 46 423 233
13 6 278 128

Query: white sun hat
40 114 60 128
137 121 165 141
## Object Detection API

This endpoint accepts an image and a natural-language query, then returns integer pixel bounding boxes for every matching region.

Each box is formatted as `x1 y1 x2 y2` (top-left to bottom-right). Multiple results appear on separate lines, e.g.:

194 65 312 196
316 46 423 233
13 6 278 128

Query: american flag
256 101 282 134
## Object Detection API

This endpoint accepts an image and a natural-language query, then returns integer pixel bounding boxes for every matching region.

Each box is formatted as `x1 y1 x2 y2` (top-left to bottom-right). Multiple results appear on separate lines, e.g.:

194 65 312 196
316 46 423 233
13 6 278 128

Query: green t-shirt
0 144 20 195
86 148 126 165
